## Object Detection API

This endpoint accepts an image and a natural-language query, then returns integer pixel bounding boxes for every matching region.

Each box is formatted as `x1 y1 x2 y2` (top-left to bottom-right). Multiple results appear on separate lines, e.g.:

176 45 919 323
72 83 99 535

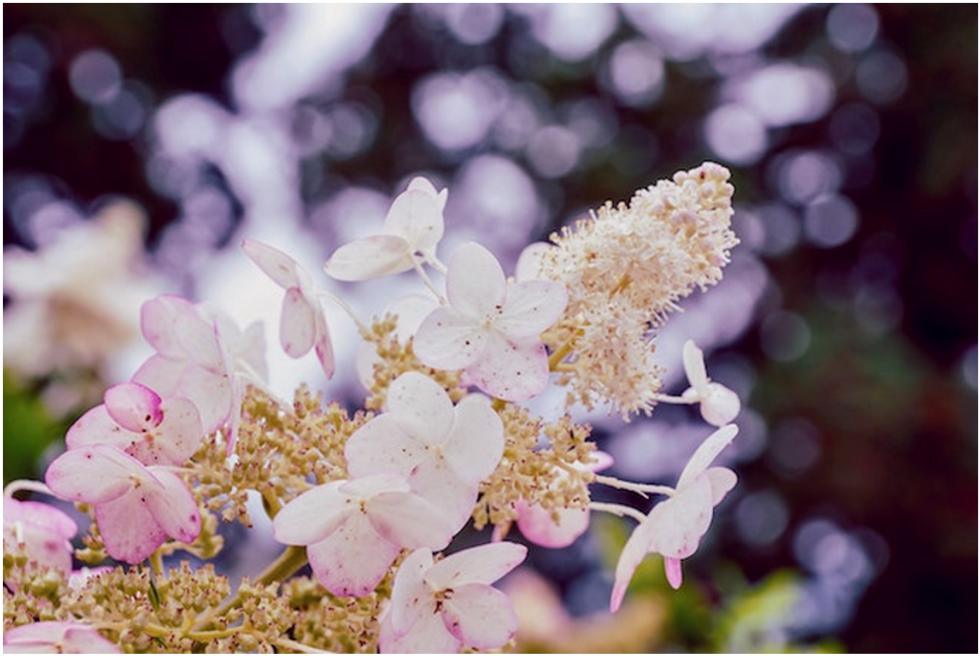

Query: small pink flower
681 340 740 427
3 621 120 653
610 424 738 611
380 542 527 653
242 240 334 378
2 497 77 578
272 473 455 598
65 382 202 467
324 177 447 281
45 444 201 564
345 372 504 533
413 242 568 401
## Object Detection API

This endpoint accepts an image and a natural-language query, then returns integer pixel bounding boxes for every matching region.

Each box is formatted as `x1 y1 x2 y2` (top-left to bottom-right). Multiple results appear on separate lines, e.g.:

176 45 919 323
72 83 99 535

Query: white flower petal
677 424 738 489
407 176 447 210
407 459 478 535
704 467 738 505
700 383 741 426
494 280 567 339
103 383 163 432
368 490 454 550
441 583 518 650
345 414 426 479
306 515 401 597
143 467 201 545
610 517 655 612
383 187 444 253
441 394 504 485
45 445 142 504
273 482 352 546
683 340 710 392
514 242 552 282
323 235 414 281
516 502 590 549
176 364 232 433
413 308 486 370
467 333 550 401
446 243 506 319
65 405 130 452
94 489 167 564
140 295 194 357
280 287 317 358
647 476 715 559
389 547 435 636
242 240 300 289
426 542 527 590
386 372 454 444
380 607 459 654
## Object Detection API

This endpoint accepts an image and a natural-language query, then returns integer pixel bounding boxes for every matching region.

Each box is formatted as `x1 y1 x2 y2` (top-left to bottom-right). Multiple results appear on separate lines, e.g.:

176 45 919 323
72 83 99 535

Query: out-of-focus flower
272 473 454 597
345 372 504 532
611 424 738 610
3 200 160 380
324 177 447 281
45 444 201 564
413 242 567 401
242 239 335 378
680 340 741 426
65 382 203 466
380 542 527 653
2 497 78 578
3 621 120 653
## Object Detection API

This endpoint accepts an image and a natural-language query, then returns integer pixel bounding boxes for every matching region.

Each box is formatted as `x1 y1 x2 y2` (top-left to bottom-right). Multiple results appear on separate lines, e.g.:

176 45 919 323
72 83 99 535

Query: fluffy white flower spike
610 424 738 611
324 177 447 281
681 340 741 426
413 242 568 401
243 240 335 379
380 542 527 653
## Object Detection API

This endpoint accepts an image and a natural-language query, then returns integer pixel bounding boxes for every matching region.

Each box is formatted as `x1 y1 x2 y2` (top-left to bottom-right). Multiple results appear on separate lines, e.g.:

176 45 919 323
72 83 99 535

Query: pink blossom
345 372 504 533
379 542 527 653
272 473 455 598
242 240 334 378
610 424 738 611
413 242 568 401
3 621 120 653
45 444 201 564
681 340 740 427
2 497 77 578
324 177 447 281
65 382 202 467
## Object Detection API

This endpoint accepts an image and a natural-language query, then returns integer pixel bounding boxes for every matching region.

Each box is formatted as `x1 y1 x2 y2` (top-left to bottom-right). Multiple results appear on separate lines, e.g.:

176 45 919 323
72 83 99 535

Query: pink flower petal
441 583 518 650
140 295 195 357
647 476 715 559
95 489 168 563
314 314 335 379
386 372 455 444
280 287 317 357
242 239 300 289
413 308 487 370
172 310 223 370
380 608 459 654
406 459 478 535
345 414 427 479
676 424 738 489
306 515 402 597
664 557 684 590
704 467 738 505
323 234 413 281
467 333 550 401
389 548 434 636
368 490 454 551
132 354 185 399
143 467 201 545
610 518 655 613
383 187 444 253
176 364 232 433
104 382 163 432
494 279 568 339
65 405 129 451
699 383 741 427
516 502 589 549
272 481 352 546
147 397 203 465
425 542 527 590
441 394 504 485
45 445 143 504
446 243 506 319
4 622 120 654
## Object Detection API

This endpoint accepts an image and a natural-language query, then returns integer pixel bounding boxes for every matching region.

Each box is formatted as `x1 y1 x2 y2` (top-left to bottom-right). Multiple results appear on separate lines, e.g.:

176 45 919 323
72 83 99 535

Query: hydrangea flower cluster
4 164 742 654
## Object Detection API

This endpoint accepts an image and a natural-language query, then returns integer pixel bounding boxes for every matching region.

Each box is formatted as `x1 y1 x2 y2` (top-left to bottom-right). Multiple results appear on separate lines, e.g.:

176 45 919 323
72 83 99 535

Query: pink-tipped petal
385 372 455 444
664 557 684 590
413 308 487 370
677 424 738 489
494 280 568 339
426 542 527 590
647 476 715 559
65 405 128 451
610 518 655 613
306 516 401 597
104 382 163 432
242 239 300 289
94 490 168 564
272 482 352 546
148 397 203 465
516 503 589 549
446 243 507 319
280 287 317 358
143 467 201 545
467 334 550 402
314 314 335 379
440 583 518 649
62 626 122 653
132 354 185 400
140 295 195 357
323 235 413 281
45 446 143 504
389 547 434 636
172 311 223 370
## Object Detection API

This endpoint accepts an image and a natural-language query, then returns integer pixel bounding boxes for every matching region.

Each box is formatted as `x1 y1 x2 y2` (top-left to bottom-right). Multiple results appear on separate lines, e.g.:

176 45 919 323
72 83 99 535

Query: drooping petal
306 515 402 597
515 502 589 549
610 517 655 612
446 243 506 319
45 445 142 504
682 340 710 392
703 467 738 505
280 287 317 357
380 608 460 654
272 481 352 546
664 557 684 590
494 280 568 339
313 312 335 379
441 583 518 650
65 405 130 451
345 414 426 479
242 239 300 289
103 382 163 432
389 547 434 637
467 333 550 401
441 394 504 485
385 372 455 444
382 187 444 253
3 499 78 542
413 308 486 370
143 467 201 545
94 489 168 564
323 235 413 281
646 476 715 559
368 490 454 551
426 542 527 590
676 424 738 489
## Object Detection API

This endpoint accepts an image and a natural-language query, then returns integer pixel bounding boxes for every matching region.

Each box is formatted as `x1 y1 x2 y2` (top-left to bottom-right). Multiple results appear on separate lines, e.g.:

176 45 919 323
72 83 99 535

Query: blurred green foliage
3 369 68 485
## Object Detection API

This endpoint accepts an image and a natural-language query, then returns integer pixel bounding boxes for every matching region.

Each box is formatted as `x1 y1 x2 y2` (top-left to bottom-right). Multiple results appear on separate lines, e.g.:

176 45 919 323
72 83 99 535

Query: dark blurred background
4 4 976 653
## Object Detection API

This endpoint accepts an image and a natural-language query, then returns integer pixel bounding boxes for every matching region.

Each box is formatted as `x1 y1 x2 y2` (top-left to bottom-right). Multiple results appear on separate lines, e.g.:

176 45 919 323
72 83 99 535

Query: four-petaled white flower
413 242 568 401
242 240 335 378
272 473 455 598
324 177 447 281
2 497 78 579
45 444 201 564
66 382 202 467
345 372 505 533
3 621 120 654
681 340 740 427
380 542 527 653
610 424 738 611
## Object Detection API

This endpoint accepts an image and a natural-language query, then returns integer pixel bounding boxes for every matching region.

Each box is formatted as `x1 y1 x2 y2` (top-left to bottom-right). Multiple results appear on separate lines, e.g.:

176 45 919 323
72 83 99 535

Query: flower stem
411 255 446 304
589 501 648 524
594 474 675 498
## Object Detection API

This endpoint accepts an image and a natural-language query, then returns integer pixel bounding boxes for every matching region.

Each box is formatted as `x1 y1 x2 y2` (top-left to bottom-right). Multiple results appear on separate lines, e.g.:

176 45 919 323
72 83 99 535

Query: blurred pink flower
2 497 77 579
3 621 120 653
